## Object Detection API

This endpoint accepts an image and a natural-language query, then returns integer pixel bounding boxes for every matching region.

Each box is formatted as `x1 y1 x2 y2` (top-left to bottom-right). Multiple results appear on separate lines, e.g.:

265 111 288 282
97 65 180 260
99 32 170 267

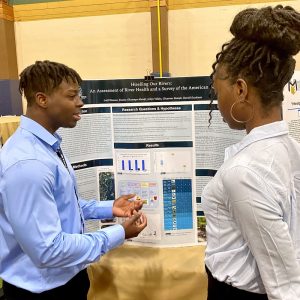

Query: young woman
202 5 300 300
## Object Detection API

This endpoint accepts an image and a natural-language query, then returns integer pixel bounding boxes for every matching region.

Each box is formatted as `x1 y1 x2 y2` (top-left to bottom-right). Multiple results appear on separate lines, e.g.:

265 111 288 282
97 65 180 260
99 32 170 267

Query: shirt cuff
97 200 114 219
100 224 125 250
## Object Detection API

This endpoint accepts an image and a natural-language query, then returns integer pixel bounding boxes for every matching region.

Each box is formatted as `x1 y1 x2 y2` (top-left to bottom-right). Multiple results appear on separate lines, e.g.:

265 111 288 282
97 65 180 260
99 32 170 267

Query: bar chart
116 153 150 174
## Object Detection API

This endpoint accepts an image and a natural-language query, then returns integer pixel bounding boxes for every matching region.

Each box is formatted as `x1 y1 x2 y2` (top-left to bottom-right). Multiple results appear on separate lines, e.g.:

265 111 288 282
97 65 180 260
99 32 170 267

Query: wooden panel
0 1 14 21
11 0 294 21
9 0 62 4
151 5 169 74
13 0 150 21
0 19 18 79
168 0 292 10
149 0 168 8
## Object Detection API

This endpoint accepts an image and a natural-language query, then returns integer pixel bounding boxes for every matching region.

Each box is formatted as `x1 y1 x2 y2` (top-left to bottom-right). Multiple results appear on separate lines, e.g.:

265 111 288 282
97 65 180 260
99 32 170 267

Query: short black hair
19 60 82 105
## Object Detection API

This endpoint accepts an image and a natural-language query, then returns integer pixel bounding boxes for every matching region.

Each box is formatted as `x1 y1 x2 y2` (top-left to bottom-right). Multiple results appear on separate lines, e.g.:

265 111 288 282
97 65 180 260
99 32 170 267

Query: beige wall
169 0 300 76
14 12 152 79
14 1 300 111
15 1 300 78
14 12 152 112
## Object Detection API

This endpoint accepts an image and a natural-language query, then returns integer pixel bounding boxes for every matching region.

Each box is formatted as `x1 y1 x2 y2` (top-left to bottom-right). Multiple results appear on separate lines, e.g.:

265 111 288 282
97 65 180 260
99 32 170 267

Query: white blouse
202 121 300 300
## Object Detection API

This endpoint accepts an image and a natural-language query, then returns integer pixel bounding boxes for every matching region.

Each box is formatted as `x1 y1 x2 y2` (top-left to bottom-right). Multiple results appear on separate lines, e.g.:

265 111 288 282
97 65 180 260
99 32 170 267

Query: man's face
46 80 84 132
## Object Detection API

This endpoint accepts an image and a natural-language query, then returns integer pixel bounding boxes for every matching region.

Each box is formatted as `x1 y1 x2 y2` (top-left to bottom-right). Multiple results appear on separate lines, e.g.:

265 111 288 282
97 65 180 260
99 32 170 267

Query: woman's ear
235 78 248 100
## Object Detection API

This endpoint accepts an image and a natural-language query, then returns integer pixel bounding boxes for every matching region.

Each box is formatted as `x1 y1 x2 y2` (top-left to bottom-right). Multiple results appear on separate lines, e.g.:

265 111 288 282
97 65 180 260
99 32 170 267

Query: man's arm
2 160 124 268
79 199 115 220
79 195 143 219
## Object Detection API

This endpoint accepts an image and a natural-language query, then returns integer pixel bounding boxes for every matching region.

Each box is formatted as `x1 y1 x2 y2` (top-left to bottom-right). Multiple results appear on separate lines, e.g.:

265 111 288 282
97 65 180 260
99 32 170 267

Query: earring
230 100 254 123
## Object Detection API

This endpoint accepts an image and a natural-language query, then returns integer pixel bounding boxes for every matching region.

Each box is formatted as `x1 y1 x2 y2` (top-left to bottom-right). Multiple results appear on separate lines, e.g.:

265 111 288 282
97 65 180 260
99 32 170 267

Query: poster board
59 76 244 247
283 71 300 143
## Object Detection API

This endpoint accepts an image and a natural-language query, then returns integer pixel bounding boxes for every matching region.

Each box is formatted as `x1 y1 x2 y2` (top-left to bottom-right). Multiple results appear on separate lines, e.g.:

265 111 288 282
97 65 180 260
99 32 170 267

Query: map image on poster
99 171 115 201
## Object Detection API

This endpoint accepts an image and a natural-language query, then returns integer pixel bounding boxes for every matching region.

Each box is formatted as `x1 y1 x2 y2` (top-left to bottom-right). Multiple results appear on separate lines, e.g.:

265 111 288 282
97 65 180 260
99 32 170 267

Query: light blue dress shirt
0 116 125 293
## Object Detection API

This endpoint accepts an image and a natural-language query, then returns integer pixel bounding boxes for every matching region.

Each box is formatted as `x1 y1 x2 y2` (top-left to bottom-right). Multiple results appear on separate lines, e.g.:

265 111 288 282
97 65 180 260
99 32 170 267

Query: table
0 116 20 145
88 244 207 300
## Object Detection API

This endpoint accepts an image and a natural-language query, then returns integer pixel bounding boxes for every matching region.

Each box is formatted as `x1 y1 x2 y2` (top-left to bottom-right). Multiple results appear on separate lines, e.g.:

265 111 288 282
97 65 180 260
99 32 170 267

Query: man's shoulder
1 128 43 171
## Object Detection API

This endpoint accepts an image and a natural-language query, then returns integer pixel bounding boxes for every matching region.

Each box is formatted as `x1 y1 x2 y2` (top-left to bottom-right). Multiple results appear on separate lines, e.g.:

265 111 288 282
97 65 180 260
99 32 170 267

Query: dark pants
3 269 90 300
206 266 268 300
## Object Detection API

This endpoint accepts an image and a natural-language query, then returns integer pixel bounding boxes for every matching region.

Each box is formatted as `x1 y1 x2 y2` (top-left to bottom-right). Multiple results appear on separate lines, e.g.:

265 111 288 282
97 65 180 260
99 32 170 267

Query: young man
0 60 147 300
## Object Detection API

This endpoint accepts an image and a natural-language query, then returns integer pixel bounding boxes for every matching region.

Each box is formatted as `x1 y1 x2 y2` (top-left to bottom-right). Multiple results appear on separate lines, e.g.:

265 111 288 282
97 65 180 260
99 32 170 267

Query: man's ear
35 92 48 108
235 78 248 101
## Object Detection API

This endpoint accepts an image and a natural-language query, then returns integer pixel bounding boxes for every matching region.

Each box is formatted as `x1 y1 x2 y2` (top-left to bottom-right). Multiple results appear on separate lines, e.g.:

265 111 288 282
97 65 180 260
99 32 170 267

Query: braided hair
19 60 82 106
209 5 300 123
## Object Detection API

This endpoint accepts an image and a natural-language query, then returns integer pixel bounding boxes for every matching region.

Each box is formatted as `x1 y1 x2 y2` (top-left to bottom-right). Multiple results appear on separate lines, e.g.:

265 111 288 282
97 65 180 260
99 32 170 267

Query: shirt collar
20 115 62 151
224 121 289 161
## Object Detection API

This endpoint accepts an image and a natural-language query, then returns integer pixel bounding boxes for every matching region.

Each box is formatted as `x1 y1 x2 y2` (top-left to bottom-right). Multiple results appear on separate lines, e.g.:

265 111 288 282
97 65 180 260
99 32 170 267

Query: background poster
283 71 300 143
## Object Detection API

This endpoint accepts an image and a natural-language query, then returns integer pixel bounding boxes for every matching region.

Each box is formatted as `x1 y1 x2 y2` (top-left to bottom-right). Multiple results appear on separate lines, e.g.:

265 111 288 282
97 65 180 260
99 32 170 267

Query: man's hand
121 212 147 239
112 194 143 217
